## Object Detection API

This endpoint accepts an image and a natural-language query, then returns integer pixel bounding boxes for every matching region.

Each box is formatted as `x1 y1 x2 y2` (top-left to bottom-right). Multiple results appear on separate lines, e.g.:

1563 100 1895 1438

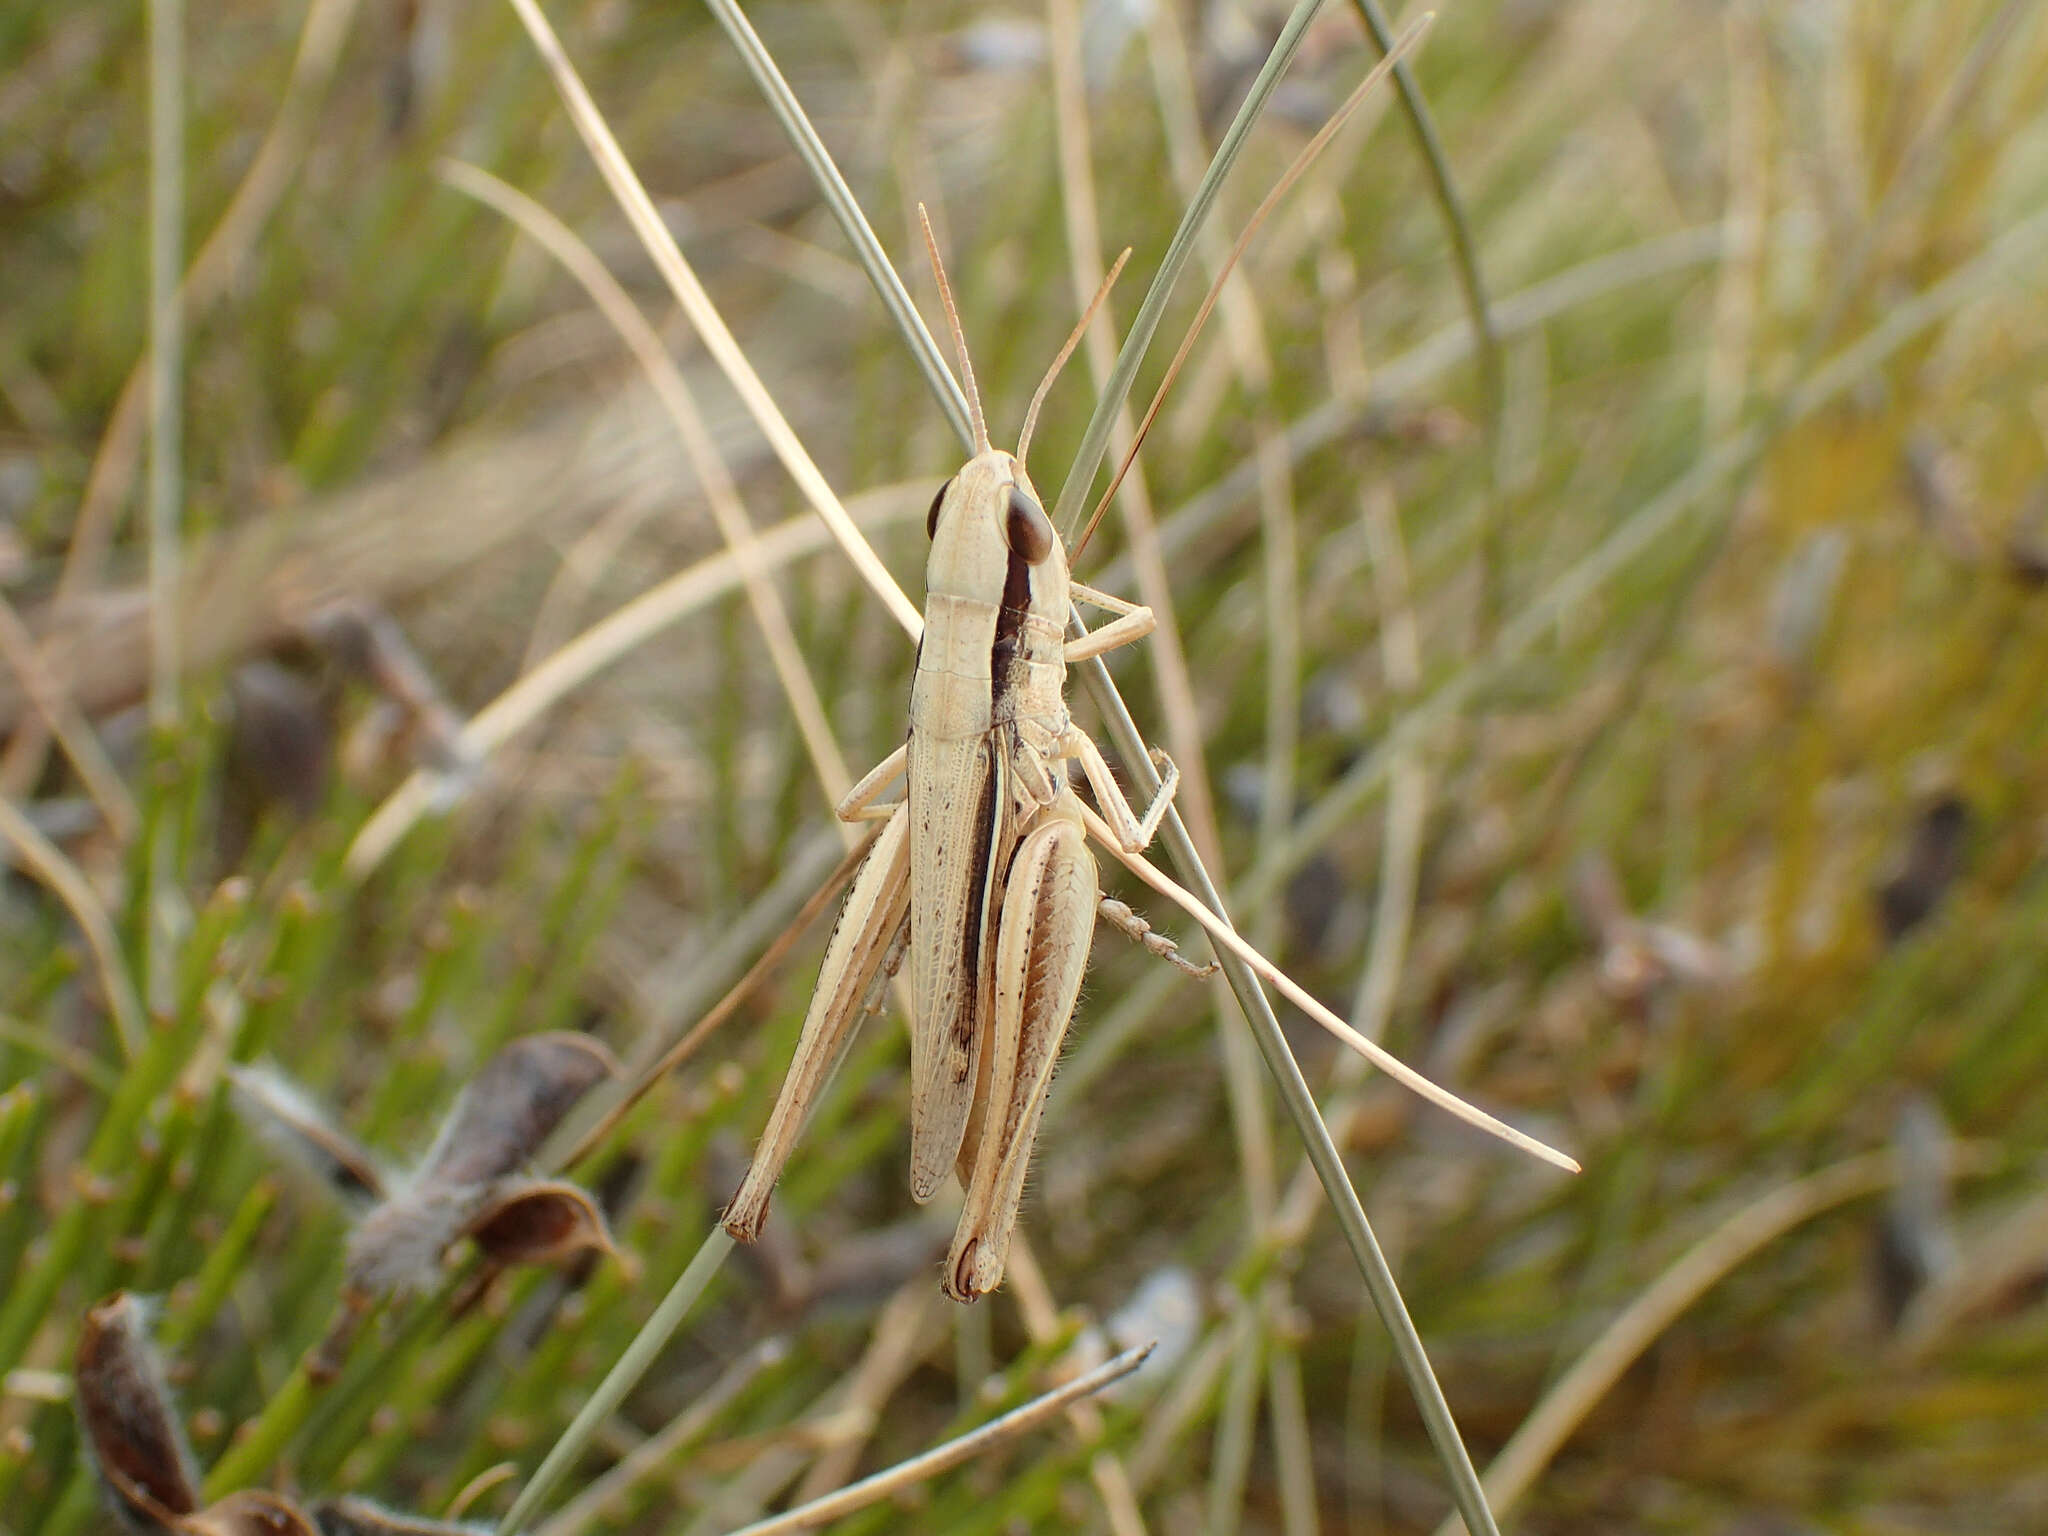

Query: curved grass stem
497 1226 735 1536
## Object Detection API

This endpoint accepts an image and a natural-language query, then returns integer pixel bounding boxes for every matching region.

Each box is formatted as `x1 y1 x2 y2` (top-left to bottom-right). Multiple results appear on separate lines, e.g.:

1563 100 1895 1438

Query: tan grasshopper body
725 208 1574 1303
724 222 1196 1298
723 433 1185 1301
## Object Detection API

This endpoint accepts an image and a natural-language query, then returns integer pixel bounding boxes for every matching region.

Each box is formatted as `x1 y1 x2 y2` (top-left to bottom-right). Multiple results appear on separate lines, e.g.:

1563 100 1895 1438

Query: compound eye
926 477 954 539
1005 486 1055 565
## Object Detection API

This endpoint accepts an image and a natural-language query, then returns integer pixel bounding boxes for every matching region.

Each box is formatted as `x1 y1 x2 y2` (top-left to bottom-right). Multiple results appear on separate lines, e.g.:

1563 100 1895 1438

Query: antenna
918 204 989 454
1018 248 1131 470
1072 15 1433 562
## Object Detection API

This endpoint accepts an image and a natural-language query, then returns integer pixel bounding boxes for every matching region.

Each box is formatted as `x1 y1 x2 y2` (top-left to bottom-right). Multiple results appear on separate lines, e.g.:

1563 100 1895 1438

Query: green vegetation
4 1 2048 1531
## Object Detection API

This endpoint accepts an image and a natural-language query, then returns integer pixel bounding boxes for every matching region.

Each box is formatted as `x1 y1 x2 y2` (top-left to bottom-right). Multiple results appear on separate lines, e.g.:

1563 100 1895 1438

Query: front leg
1063 582 1155 665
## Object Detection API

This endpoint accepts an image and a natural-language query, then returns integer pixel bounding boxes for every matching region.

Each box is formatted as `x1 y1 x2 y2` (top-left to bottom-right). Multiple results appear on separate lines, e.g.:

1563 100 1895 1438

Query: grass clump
5 1 2048 1532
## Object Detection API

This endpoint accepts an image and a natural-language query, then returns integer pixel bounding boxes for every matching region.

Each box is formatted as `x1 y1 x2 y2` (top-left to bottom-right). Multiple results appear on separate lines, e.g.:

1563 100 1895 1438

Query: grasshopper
723 220 1204 1302
726 209 1572 1303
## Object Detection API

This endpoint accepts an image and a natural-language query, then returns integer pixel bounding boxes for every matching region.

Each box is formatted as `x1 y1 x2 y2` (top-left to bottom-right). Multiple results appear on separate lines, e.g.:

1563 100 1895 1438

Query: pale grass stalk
1151 0 1328 1243
438 159 853 809
1274 482 1428 1246
1046 0 1224 870
673 1294 937 1536
701 0 973 447
498 1226 736 1536
1003 1237 1148 1536
8 0 361 796
1342 0 1504 632
532 1338 788 1536
1137 220 1771 587
785 1285 950 1507
1071 643 1506 1533
1252 195 2048 915
1045 0 1275 1228
1347 480 1426 1053
1049 0 1340 535
1135 5 1313 996
678 1284 940 1493
145 0 182 734
448 1465 521 1522
1141 0 1276 397
1266 1315 1319 1536
519 484 668 676
721 1344 1157 1536
503 0 923 640
0 795 146 1060
1081 18 1434 544
1793 0 2027 375
1702 4 1766 444
1427 1150 1995 1536
1203 1298 1263 1536
144 0 184 1021
1252 428 1301 933
1129 1323 1234 1496
0 594 137 841
1075 800 1577 1173
342 493 920 881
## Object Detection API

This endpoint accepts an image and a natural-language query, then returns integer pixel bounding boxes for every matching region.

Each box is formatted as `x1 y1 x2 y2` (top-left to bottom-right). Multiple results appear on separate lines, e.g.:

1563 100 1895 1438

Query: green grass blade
497 1225 735 1536
700 0 974 453
1048 0 1336 538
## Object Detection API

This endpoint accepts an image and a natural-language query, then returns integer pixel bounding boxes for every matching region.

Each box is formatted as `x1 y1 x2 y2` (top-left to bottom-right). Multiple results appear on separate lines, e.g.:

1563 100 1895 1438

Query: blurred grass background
5 0 2048 1531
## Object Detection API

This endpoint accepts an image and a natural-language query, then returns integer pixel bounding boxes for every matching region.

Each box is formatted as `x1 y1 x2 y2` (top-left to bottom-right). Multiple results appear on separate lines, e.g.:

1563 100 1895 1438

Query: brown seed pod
74 1293 201 1531
462 1180 617 1269
343 1183 484 1299
225 662 335 822
228 1064 387 1206
311 1496 491 1536
1876 794 1971 944
179 1491 319 1536
419 1034 618 1190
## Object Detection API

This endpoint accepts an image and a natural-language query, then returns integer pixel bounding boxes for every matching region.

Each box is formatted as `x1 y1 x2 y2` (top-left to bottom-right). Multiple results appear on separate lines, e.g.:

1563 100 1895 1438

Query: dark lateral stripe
989 548 1033 715
957 745 999 1064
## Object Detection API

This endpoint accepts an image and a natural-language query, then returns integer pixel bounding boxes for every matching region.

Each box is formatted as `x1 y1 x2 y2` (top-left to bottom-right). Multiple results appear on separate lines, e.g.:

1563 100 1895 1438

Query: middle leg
1062 724 1181 853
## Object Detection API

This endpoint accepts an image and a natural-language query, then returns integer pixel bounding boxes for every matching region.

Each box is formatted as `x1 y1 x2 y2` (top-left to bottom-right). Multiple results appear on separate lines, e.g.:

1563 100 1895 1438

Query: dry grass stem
342 493 920 880
0 794 146 1058
1430 1150 1999 1536
1076 800 1578 1173
503 0 924 640
437 158 854 808
722 1344 1156 1536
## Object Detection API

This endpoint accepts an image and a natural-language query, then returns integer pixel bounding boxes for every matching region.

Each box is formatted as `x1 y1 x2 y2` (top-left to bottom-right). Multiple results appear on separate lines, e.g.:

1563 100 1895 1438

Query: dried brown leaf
179 1491 319 1536
462 1179 617 1269
229 1063 386 1205
75 1293 201 1531
311 1496 491 1536
420 1033 618 1190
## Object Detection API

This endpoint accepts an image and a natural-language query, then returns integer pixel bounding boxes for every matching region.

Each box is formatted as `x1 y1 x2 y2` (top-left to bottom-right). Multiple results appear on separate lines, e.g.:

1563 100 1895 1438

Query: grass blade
701 6 1512 1531
700 0 974 450
1048 0 1337 537
721 1343 1156 1536
497 1225 736 1536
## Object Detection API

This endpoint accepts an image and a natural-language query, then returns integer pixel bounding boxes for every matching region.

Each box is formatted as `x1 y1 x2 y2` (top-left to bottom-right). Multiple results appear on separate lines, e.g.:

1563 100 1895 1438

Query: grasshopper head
924 449 1064 582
